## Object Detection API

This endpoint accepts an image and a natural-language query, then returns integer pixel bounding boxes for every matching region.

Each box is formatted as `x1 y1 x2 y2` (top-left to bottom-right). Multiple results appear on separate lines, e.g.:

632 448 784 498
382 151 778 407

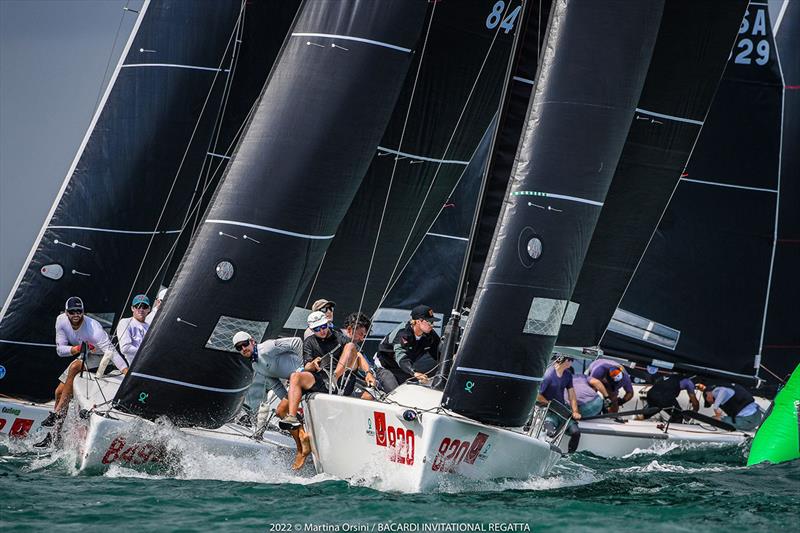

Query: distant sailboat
305 0 665 491
0 0 299 437
73 0 430 471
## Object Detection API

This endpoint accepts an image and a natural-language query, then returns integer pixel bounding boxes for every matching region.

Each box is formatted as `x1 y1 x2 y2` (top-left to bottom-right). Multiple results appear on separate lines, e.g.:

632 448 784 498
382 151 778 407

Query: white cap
157 288 168 300
307 311 328 329
232 331 252 346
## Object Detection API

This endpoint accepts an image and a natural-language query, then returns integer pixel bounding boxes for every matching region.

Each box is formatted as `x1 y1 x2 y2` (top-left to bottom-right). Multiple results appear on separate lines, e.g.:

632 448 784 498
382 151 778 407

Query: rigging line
117 7 245 327
140 100 261 298
353 1 440 320
380 1 516 304
756 26 786 367
375 122 492 306
597 19 751 349
189 3 247 237
92 0 133 114
759 364 787 384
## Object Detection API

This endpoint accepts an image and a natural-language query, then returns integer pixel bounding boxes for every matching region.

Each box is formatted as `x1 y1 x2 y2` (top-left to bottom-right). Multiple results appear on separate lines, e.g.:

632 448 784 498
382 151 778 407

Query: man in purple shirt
568 372 603 417
587 358 634 413
537 355 581 453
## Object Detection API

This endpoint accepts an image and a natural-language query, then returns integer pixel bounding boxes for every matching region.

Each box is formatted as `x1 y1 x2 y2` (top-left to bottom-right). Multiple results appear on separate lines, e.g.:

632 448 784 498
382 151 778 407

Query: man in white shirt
36 296 120 446
112 294 151 370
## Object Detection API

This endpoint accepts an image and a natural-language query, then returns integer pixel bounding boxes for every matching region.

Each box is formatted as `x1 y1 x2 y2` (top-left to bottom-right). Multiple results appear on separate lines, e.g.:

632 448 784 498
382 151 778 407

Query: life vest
718 383 755 420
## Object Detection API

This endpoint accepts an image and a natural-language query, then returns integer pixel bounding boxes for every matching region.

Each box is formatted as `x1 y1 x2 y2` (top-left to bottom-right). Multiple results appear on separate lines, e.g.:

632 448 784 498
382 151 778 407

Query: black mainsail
114 0 429 427
0 0 296 401
441 0 664 426
760 0 800 389
601 2 784 386
555 0 749 347
296 0 524 319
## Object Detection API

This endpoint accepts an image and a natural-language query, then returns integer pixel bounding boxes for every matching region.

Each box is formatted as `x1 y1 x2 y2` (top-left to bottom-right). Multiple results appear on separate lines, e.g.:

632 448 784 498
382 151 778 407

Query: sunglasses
133 304 150 310
67 310 83 315
312 323 329 333
234 341 250 352
321 306 335 313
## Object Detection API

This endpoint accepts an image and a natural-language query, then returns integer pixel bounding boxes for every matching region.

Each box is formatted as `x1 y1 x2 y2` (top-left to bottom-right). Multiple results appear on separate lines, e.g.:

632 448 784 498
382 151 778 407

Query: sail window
215 260 235 281
527 237 543 260
40 264 64 280
283 306 312 330
205 315 269 353
607 308 680 350
561 301 579 326
523 298 567 336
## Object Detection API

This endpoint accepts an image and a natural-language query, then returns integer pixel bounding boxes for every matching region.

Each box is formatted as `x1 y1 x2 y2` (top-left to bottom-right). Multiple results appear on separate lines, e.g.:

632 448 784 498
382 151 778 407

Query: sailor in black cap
374 304 441 394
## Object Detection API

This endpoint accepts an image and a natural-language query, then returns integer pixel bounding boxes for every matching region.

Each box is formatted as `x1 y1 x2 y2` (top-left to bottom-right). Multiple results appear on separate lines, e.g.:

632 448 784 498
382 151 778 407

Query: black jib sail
441 0 664 426
760 0 800 390
296 0 523 319
555 0 749 347
0 0 296 402
601 2 784 386
114 0 428 427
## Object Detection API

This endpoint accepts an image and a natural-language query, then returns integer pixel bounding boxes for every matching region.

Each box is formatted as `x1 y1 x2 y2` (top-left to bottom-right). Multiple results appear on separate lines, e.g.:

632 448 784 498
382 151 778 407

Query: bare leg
290 427 312 470
275 398 289 419
54 383 64 408
54 360 84 413
334 344 359 380
287 372 316 417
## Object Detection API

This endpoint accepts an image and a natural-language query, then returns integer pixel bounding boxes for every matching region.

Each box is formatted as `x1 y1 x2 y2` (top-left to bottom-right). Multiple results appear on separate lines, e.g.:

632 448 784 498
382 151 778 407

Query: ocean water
2 435 797 532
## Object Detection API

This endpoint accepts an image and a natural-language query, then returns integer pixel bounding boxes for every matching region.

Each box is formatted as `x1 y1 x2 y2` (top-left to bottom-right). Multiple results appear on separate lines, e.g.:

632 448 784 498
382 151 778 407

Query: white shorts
57 354 103 383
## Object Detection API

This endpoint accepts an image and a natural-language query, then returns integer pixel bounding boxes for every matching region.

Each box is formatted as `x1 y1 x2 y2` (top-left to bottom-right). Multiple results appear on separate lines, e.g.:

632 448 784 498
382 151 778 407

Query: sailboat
303 0 667 491
69 0 431 471
566 0 789 457
0 0 300 438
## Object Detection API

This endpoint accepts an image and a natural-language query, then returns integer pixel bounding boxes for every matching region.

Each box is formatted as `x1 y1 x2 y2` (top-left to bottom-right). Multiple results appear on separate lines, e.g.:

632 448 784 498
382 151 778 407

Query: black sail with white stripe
297 0 523 319
113 0 428 427
555 0 748 347
761 0 800 390
601 2 783 386
0 0 297 401
441 0 664 426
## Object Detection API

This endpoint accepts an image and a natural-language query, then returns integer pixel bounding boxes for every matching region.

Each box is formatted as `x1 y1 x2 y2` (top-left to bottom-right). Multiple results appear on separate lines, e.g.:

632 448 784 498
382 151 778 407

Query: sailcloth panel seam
130 372 251 393
377 146 469 165
48 225 181 235
121 63 230 73
205 219 335 240
291 33 412 53
512 191 604 207
679 178 778 194
426 232 468 242
635 107 704 125
0 339 57 348
455 366 543 382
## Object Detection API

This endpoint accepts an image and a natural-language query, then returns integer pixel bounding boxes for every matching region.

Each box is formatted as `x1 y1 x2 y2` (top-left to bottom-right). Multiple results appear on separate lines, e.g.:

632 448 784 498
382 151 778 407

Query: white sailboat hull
0 398 53 438
303 385 562 492
72 374 294 472
566 419 751 457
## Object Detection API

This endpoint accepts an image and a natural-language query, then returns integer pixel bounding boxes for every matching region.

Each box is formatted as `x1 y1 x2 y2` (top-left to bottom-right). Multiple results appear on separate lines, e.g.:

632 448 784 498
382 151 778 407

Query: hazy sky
0 0 141 303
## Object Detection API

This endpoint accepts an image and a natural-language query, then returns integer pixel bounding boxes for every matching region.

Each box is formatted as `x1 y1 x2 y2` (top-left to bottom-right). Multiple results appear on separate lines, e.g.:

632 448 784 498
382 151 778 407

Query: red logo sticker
374 411 387 447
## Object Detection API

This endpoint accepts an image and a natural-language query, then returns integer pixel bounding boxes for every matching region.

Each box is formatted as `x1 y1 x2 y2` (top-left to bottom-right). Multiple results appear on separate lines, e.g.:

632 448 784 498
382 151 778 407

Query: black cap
411 304 439 322
65 296 84 312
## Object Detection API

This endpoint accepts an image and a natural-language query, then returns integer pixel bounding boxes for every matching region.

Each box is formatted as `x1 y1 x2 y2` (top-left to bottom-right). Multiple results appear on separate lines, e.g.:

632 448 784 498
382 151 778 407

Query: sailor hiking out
36 296 122 447
374 304 440 394
538 355 582 453
96 294 151 375
698 383 765 431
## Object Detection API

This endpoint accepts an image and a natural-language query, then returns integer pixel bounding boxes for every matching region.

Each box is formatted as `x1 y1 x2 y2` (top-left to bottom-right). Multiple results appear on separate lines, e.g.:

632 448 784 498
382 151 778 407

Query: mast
601 2 784 387
555 0 749 347
113 0 429 427
441 0 664 426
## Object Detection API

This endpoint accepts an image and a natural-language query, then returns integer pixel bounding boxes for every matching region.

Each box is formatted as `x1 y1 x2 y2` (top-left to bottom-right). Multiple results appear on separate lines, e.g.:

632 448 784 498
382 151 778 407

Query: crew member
587 358 634 412
233 331 310 469
145 287 167 325
303 299 335 340
698 383 764 431
538 355 581 453
643 373 699 422
568 371 604 418
374 305 440 394
100 294 150 373
36 297 120 447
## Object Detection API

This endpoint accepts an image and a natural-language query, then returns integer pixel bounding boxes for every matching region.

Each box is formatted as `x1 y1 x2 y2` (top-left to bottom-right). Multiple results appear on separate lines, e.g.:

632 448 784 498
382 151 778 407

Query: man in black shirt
375 304 440 394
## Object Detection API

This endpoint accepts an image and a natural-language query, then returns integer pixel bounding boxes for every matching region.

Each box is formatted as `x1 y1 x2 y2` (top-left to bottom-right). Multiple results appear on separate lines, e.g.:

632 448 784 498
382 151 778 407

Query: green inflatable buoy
747 364 800 466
